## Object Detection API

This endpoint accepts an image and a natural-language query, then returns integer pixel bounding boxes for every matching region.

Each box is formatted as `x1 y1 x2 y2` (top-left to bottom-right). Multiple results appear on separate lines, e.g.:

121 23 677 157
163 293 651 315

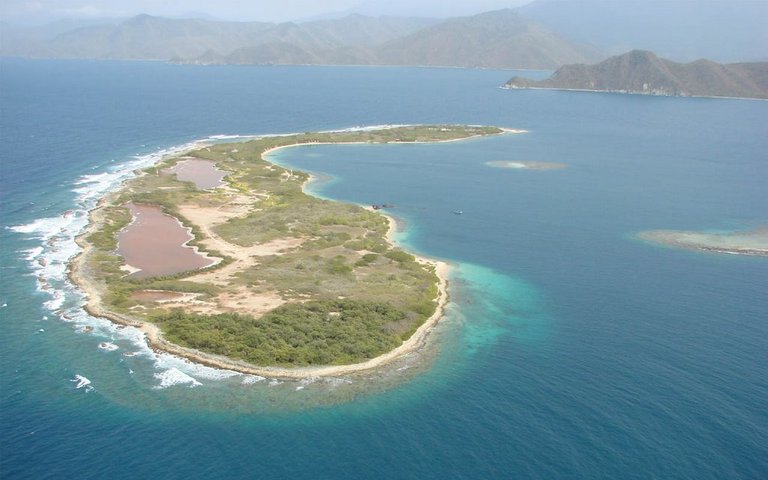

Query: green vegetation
83 125 500 366
154 300 409 366
86 205 132 250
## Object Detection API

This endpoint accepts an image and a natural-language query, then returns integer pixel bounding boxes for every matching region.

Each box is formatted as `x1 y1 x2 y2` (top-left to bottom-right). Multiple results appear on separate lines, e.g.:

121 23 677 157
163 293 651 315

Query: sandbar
639 227 768 256
486 160 567 170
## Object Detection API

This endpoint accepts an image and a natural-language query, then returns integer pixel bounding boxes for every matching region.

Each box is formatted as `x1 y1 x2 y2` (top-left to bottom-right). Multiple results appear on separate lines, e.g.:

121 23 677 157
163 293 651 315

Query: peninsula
504 50 768 100
70 125 507 378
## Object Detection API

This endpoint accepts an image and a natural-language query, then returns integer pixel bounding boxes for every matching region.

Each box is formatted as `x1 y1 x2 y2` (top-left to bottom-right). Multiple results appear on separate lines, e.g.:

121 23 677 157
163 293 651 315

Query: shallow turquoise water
1 58 767 478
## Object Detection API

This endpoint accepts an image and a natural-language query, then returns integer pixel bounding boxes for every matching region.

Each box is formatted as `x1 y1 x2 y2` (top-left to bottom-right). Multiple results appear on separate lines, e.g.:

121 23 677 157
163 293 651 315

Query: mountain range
2 1 765 69
505 50 768 99
0 10 601 69
0 14 437 62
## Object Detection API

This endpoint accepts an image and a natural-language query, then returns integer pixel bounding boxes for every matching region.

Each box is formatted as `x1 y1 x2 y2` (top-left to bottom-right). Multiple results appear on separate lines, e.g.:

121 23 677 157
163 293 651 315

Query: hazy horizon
1 0 533 25
2 0 764 63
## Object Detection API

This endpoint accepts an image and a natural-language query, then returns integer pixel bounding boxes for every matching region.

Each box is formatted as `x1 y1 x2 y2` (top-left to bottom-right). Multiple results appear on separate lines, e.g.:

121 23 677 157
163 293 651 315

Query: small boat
453 210 463 215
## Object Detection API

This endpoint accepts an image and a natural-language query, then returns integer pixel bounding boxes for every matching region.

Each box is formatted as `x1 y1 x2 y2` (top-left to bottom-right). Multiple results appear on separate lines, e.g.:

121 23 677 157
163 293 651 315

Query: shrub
385 250 415 263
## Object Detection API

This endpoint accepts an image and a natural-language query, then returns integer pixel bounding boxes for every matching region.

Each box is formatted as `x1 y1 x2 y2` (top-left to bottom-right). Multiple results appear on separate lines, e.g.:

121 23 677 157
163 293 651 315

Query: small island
70 125 508 378
639 227 768 256
486 160 566 170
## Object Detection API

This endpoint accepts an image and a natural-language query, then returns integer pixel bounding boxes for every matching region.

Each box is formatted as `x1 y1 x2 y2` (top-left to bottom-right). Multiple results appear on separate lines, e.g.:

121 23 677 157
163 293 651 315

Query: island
504 50 768 100
639 227 768 256
70 125 508 378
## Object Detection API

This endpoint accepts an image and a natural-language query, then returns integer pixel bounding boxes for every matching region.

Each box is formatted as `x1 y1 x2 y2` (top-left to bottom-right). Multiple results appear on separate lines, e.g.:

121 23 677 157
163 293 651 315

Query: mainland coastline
69 125 513 379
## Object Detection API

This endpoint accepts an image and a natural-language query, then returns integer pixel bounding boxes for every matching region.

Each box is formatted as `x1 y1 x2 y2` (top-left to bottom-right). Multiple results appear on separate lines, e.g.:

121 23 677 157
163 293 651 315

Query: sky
1 0 534 24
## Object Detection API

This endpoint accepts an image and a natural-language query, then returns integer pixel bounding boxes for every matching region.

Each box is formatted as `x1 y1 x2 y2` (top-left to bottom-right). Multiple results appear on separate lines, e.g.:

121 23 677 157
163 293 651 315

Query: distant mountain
0 18 120 57
182 10 601 69
504 50 768 99
374 9 601 69
1 11 601 70
0 14 437 61
180 14 425 66
518 0 768 63
1 15 272 60
196 42 375 66
298 14 440 47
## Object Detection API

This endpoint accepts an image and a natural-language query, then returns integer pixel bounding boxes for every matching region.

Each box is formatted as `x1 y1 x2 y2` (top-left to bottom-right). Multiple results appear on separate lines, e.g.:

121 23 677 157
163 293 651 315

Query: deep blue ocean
1 58 766 479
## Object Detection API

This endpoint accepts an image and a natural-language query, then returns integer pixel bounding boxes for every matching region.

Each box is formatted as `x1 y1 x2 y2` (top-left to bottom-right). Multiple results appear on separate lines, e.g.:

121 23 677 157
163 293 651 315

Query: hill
373 9 601 69
505 50 768 99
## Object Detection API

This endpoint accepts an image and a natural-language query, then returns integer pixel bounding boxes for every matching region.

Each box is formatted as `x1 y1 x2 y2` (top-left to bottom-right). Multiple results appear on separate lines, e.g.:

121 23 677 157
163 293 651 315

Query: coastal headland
70 125 511 378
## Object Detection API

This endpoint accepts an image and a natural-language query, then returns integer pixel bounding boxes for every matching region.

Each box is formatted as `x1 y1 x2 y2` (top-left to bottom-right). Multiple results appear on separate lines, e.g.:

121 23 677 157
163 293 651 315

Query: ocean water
1 58 767 479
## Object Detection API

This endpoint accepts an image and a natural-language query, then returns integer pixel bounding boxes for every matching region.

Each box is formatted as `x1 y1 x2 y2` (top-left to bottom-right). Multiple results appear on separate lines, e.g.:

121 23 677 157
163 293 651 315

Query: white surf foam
299 376 318 387
323 377 353 388
208 134 254 141
296 377 320 390
71 375 92 391
241 375 265 385
98 342 119 351
43 290 66 311
22 247 44 261
153 352 240 382
153 368 202 389
326 124 410 133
